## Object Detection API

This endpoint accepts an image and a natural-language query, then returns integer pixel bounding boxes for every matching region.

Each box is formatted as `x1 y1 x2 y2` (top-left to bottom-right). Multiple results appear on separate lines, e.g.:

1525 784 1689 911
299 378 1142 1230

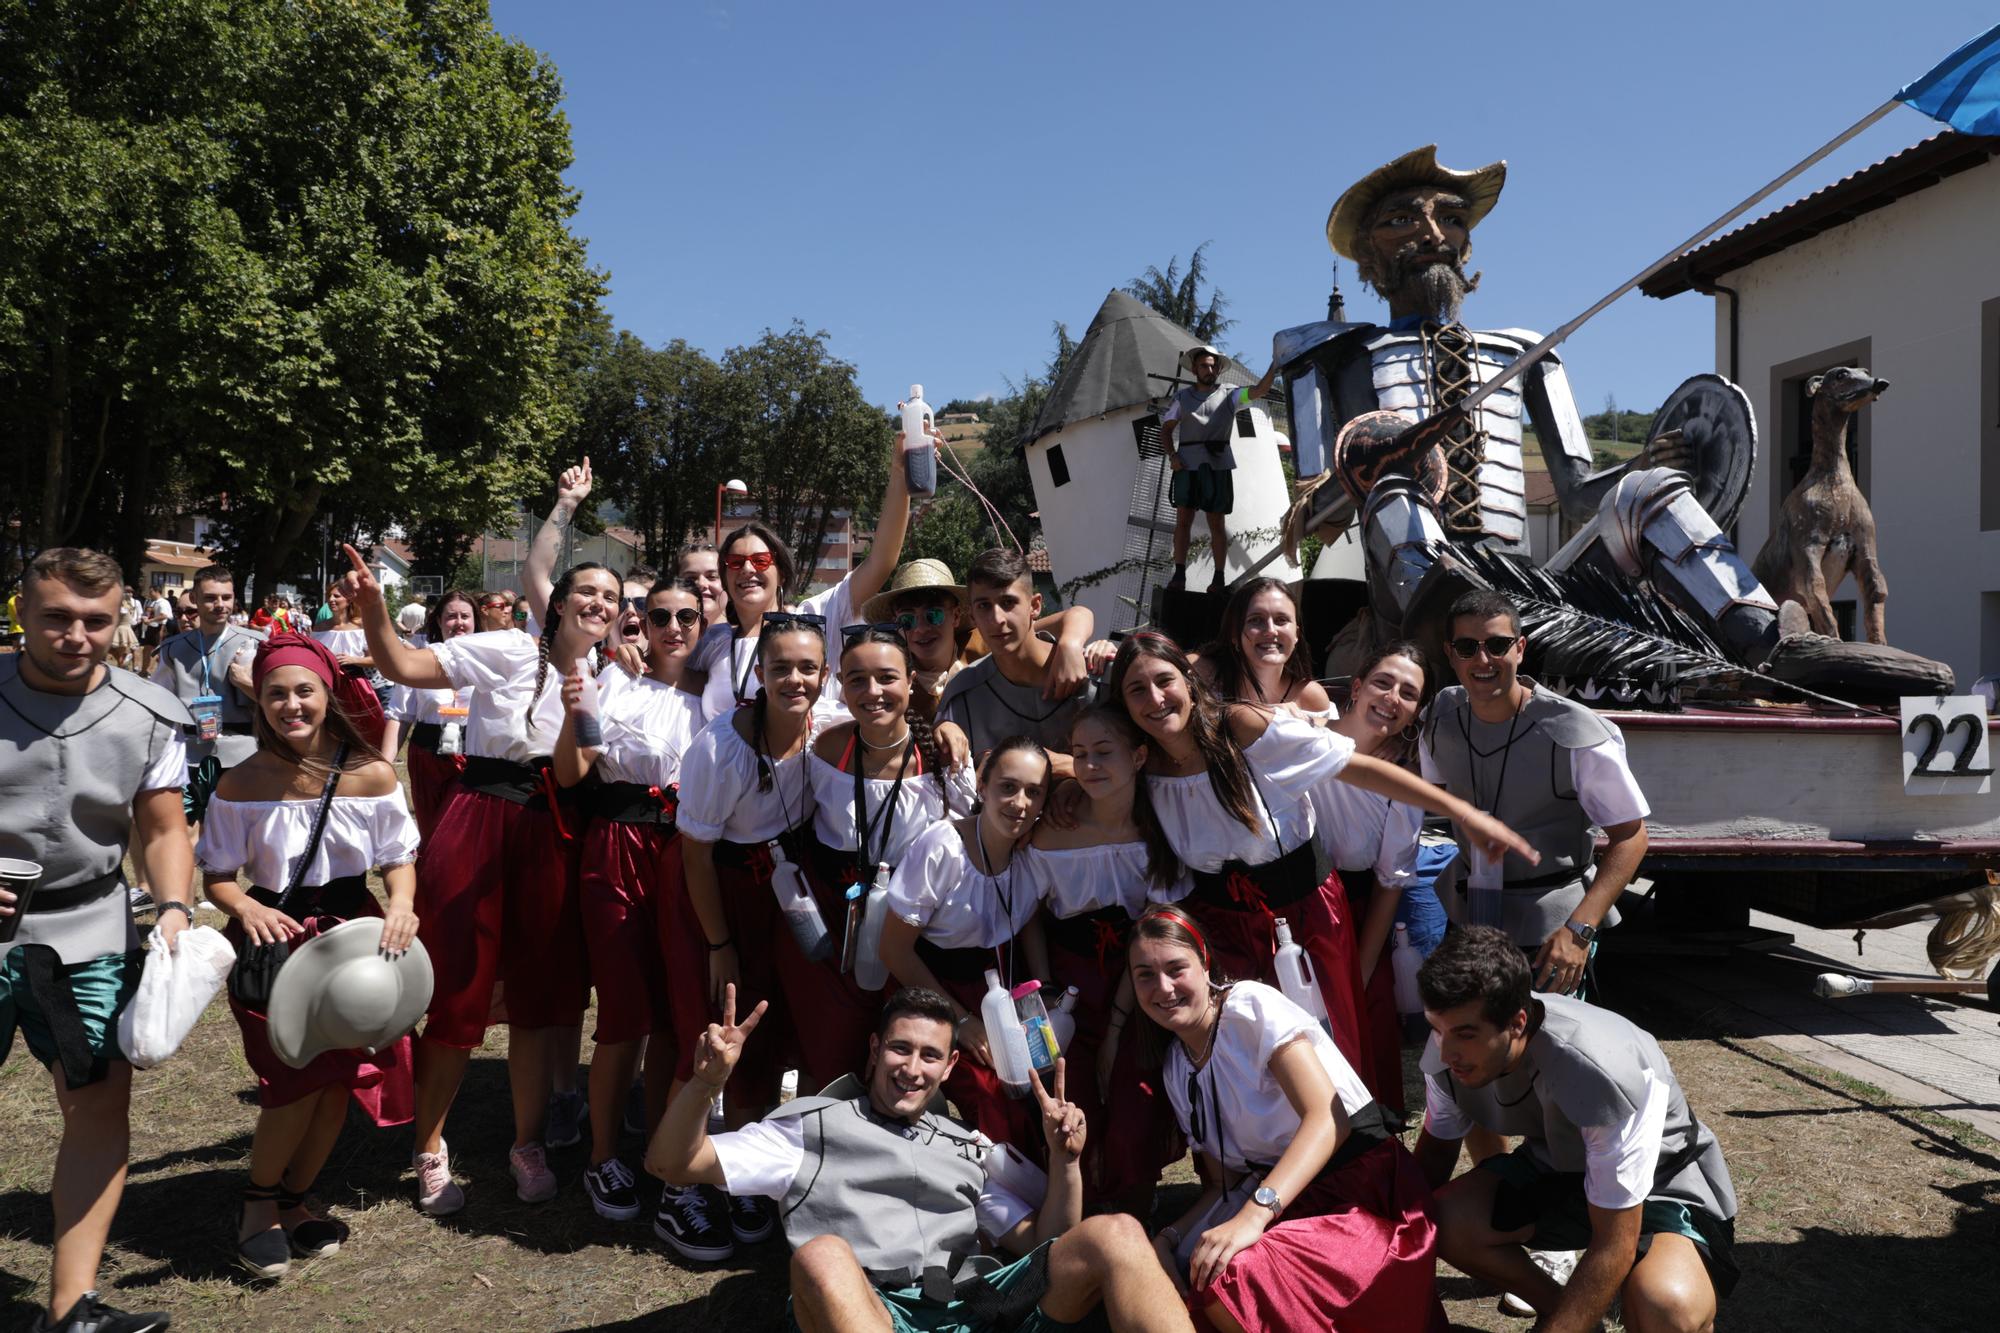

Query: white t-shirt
1165 981 1374 1173
676 712 815 844
696 575 857 723
591 666 707 788
142 730 191 791
426 629 571 764
146 596 172 626
196 789 420 886
1020 840 1189 919
886 820 1045 951
712 1113 1034 1241
1146 713 1353 873
808 751 974 863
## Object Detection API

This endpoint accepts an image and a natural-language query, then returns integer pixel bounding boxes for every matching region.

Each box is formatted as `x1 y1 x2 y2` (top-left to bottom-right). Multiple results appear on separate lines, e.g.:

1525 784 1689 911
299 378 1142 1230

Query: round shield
1332 409 1448 507
1644 374 1756 532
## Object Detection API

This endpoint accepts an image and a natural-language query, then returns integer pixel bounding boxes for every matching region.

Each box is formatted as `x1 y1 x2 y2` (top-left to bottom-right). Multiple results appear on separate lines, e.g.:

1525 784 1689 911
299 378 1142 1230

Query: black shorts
1170 463 1233 515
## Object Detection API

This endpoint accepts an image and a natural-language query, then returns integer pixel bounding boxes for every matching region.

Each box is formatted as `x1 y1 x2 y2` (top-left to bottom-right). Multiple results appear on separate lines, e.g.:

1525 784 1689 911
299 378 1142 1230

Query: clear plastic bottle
899 385 937 496
1047 985 1079 1054
981 969 1033 1099
852 862 892 991
768 838 832 961
1011 980 1060 1075
1390 922 1426 1042
1272 916 1330 1023
1466 844 1505 931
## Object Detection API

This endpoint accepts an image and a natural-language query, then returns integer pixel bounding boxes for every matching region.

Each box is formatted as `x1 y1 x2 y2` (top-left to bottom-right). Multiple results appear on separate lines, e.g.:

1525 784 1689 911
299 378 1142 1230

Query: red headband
1144 908 1211 970
251 631 387 750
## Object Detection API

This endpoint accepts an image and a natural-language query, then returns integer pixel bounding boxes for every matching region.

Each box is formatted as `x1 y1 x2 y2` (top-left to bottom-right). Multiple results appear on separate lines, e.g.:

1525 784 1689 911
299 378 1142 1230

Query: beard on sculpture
1372 243 1478 323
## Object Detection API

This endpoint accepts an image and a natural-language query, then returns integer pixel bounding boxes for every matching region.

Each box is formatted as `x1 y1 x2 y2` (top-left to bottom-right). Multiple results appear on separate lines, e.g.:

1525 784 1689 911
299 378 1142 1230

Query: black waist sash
586 781 678 829
246 875 371 921
1188 833 1326 912
915 934 992 985
460 754 573 809
1044 903 1131 957
409 721 444 753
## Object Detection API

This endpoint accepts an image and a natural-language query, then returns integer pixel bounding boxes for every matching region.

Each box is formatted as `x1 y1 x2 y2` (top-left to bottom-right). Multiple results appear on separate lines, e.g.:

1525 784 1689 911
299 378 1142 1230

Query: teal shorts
0 946 140 1085
788 1242 1106 1333
1169 463 1233 515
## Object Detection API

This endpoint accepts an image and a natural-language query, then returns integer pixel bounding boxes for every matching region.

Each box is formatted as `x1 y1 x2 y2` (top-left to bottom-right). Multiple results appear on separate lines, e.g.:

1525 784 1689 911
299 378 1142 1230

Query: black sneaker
654 1183 734 1262
34 1291 170 1332
545 1088 585 1150
728 1191 776 1244
584 1157 642 1222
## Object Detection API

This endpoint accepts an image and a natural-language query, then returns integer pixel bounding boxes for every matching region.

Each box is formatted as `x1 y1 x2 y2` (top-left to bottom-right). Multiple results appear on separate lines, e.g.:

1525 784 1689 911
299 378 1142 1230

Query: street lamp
715 479 749 546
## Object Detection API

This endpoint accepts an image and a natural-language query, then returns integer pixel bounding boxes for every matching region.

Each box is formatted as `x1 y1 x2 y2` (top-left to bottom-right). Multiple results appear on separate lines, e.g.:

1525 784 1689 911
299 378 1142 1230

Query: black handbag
228 747 348 1010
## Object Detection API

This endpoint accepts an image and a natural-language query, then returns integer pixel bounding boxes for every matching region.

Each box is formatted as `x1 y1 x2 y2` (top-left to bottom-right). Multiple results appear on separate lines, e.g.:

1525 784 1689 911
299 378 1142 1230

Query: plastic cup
0 858 44 945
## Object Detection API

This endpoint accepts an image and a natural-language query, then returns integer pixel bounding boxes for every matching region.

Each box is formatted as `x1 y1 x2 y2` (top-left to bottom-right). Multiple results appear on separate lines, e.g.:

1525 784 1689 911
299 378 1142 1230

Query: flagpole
1248 99 1904 584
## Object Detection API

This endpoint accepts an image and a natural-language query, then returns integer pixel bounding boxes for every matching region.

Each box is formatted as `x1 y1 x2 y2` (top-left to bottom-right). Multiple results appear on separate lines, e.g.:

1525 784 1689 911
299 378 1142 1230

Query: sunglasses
894 606 950 631
725 551 777 573
1449 634 1521 661
841 621 908 647
512 610 529 623
647 606 702 630
762 611 826 635
481 600 509 610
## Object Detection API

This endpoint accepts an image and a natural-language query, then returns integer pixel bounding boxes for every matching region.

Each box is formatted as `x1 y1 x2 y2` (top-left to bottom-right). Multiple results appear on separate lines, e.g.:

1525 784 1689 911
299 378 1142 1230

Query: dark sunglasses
647 606 702 630
725 551 777 573
619 595 648 614
841 621 908 647
894 606 950 631
1449 634 1521 661
512 609 529 623
762 611 826 636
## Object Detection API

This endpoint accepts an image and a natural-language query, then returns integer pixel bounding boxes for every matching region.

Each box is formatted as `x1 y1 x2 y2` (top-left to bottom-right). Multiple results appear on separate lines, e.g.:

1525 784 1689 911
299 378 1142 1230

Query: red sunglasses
725 551 776 573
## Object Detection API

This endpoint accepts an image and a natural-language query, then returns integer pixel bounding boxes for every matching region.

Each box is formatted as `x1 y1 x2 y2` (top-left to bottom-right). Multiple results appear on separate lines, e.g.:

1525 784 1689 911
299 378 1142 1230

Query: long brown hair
839 627 949 800
1105 633 1260 833
1070 705 1182 892
1352 639 1431 768
423 588 479 644
1200 577 1314 704
719 522 798 626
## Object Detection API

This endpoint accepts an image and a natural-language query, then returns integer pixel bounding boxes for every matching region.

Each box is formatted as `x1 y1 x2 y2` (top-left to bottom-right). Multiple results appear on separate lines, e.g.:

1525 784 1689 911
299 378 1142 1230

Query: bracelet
156 900 195 923
706 937 734 952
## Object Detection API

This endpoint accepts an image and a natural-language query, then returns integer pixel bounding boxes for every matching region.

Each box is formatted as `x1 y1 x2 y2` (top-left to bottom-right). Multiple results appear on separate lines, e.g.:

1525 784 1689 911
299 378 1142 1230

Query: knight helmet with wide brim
1325 145 1507 260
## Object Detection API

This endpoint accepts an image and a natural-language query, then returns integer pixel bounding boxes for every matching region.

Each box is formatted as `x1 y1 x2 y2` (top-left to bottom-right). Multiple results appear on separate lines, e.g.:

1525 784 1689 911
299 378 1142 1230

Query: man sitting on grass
1414 926 1738 1333
649 985 1190 1333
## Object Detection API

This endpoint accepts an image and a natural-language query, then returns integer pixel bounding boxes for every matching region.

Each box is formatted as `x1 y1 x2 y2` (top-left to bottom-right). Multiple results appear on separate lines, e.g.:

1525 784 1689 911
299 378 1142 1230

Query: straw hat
266 918 434 1069
1178 343 1224 374
1325 145 1507 261
860 558 968 625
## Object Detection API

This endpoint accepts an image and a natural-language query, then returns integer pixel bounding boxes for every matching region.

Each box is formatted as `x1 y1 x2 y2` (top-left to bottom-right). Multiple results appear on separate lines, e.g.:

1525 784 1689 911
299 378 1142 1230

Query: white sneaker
413 1142 465 1216
1499 1248 1579 1317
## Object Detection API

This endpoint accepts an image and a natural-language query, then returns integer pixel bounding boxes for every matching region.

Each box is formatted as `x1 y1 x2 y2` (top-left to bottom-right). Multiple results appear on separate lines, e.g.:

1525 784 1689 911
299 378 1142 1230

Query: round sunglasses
646 606 703 630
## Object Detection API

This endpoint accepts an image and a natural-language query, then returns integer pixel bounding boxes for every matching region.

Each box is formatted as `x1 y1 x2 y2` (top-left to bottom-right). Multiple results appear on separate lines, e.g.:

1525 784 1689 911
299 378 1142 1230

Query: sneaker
509 1142 558 1204
622 1081 647 1137
33 1291 171 1332
413 1142 465 1216
127 886 154 913
545 1088 586 1150
584 1157 642 1222
728 1191 776 1244
1498 1248 1580 1317
654 1183 735 1262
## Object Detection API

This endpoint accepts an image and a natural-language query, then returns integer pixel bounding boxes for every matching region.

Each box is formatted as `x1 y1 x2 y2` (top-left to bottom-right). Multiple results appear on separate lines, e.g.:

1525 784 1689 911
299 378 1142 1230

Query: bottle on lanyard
1272 917 1330 1024
437 690 469 757
1391 922 1426 1041
1466 843 1506 931
980 1138 1049 1207
980 969 1034 1099
1047 985 1079 1054
898 385 937 497
851 863 893 991
769 838 832 961
1011 980 1060 1076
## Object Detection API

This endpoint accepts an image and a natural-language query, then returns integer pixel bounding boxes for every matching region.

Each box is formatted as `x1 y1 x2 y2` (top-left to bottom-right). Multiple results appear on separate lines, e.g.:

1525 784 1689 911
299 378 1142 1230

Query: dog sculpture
1751 366 1890 644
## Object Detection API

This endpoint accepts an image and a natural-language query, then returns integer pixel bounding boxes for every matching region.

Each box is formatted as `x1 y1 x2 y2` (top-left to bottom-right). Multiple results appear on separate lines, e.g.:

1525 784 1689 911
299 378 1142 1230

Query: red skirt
579 819 689 1047
1045 917 1181 1204
224 891 414 1127
781 844 889 1095
927 950 1040 1154
1195 1139 1447 1333
1183 869 1374 1098
416 786 588 1048
405 742 463 844
685 840 793 1108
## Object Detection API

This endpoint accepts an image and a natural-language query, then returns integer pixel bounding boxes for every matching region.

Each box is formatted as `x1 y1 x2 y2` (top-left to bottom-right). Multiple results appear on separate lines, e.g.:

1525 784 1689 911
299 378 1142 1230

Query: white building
1025 290 1299 634
1642 130 2000 683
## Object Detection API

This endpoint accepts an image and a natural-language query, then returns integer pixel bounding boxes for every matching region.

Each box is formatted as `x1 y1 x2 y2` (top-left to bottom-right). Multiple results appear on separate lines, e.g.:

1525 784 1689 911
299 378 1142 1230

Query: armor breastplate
1368 329 1528 545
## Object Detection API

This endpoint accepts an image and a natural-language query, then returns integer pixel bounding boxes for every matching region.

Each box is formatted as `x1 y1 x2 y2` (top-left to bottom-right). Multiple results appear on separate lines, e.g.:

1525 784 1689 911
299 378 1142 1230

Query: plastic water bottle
1272 917 1330 1023
1390 923 1426 1042
981 1139 1049 1208
1466 844 1506 932
1047 985 1079 1055
852 863 892 991
899 385 937 496
981 969 1033 1099
1011 980 1060 1075
572 657 600 716
769 839 832 961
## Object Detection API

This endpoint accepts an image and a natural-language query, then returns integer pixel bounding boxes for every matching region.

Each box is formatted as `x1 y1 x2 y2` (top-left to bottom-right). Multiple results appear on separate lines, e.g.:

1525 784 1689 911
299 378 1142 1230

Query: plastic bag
118 924 235 1068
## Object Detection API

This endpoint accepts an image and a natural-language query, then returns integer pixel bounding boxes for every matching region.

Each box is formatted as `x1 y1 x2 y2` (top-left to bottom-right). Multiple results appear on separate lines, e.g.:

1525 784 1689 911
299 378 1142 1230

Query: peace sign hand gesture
1031 1058 1086 1164
338 543 385 617
692 983 767 1091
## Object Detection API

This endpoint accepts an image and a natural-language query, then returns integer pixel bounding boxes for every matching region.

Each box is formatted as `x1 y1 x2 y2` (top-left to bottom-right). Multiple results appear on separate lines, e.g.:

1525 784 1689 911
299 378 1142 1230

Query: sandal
237 1182 291 1279
279 1185 345 1259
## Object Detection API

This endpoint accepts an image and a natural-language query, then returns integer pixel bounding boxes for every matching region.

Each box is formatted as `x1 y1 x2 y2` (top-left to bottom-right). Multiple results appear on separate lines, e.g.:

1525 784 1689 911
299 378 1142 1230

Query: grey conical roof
1028 290 1268 443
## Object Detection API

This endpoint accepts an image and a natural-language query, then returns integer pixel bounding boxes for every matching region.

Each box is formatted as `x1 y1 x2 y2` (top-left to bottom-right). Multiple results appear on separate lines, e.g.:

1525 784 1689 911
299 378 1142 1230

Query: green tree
1125 242 1234 346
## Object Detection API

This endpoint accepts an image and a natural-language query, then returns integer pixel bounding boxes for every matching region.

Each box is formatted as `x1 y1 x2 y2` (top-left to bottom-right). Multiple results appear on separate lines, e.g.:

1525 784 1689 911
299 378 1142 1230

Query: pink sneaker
414 1142 465 1216
509 1142 558 1204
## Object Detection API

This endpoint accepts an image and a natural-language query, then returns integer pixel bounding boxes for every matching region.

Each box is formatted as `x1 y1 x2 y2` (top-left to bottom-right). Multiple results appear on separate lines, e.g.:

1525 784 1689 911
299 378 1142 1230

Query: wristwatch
1252 1185 1283 1217
1565 919 1598 944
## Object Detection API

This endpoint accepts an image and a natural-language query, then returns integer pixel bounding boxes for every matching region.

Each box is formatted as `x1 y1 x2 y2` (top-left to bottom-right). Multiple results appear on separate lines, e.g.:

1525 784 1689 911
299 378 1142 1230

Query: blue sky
489 0 1992 419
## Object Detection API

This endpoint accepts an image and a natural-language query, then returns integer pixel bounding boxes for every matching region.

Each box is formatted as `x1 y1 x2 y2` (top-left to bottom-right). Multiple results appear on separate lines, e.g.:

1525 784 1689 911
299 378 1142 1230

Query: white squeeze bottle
981 1140 1049 1208
1048 985 1079 1055
1272 917 1330 1023
1391 923 1426 1041
768 839 833 962
899 384 937 496
981 969 1034 1099
852 863 892 991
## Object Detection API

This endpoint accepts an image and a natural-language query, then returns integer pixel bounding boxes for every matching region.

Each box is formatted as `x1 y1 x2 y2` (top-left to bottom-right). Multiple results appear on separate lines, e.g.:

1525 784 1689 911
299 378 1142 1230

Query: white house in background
1642 130 2000 683
1025 290 1299 634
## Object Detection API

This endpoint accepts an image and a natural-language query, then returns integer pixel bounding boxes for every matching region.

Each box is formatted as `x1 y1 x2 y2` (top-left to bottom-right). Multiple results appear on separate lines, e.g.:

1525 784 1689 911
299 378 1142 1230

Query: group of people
2 438 1740 1333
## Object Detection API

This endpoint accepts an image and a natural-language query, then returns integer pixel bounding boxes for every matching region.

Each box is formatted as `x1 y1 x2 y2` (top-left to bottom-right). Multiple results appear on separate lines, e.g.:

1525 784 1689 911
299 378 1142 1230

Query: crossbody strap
271 743 349 917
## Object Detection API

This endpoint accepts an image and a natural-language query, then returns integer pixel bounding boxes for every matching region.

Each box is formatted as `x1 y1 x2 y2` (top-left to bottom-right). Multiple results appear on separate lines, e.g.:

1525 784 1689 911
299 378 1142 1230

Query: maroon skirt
224 882 413 1126
404 739 463 844
686 838 794 1107
579 817 685 1047
923 944 1040 1154
1195 1138 1447 1333
1345 879 1407 1114
780 840 890 1095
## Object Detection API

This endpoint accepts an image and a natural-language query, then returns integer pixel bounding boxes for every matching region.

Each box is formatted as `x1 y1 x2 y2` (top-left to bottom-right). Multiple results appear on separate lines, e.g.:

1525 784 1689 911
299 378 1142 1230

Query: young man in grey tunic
936 549 1095 780
1157 346 1279 595
2 547 196 1333
648 985 1192 1332
1414 927 1736 1333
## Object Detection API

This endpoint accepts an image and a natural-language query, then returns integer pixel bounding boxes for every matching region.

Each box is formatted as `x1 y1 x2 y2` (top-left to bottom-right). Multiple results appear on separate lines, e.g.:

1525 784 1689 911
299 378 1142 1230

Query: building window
1047 443 1071 488
1983 296 2000 531
1234 406 1257 437
1131 414 1163 458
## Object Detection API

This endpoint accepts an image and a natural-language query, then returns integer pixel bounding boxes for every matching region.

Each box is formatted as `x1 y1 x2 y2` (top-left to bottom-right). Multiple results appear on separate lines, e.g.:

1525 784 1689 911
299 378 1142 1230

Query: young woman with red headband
340 544 605 1216
1100 634 1532 1095
1023 705 1188 1211
794 626 973 1092
379 589 478 841
1128 908 1446 1332
877 735 1054 1149
197 633 419 1279
664 615 827 1262
552 580 709 1227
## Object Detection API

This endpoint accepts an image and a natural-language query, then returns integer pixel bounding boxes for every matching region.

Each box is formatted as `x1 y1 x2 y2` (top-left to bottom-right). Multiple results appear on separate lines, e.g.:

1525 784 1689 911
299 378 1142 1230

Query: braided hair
1106 633 1260 833
1070 705 1183 892
839 627 948 800
749 620 827 792
527 562 612 736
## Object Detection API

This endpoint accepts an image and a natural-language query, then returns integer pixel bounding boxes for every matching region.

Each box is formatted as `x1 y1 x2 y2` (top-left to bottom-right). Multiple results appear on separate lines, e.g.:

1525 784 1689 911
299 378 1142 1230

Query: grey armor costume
153 623 265 767
1167 382 1242 473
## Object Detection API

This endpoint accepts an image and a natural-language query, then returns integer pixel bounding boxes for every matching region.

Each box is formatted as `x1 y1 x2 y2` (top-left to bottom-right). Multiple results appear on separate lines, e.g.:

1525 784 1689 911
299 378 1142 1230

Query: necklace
1183 989 1223 1068
858 726 912 752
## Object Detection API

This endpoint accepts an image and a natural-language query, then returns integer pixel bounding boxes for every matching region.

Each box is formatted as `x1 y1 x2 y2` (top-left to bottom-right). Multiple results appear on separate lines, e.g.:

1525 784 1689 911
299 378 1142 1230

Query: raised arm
525 457 593 626
338 545 450 688
1338 751 1537 868
551 665 602 788
846 432 915 611
1036 603 1095 703
645 983 765 1189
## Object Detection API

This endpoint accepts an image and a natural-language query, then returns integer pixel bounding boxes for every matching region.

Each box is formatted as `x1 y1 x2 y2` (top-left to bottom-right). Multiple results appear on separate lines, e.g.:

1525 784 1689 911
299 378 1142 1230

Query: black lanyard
732 631 759 704
972 825 1018 988
852 736 914 871
1459 703 1527 817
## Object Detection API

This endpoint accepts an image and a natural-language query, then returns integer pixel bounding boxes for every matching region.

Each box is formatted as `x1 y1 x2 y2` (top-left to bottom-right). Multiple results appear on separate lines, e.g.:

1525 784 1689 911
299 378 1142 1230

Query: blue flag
1897 23 2000 135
